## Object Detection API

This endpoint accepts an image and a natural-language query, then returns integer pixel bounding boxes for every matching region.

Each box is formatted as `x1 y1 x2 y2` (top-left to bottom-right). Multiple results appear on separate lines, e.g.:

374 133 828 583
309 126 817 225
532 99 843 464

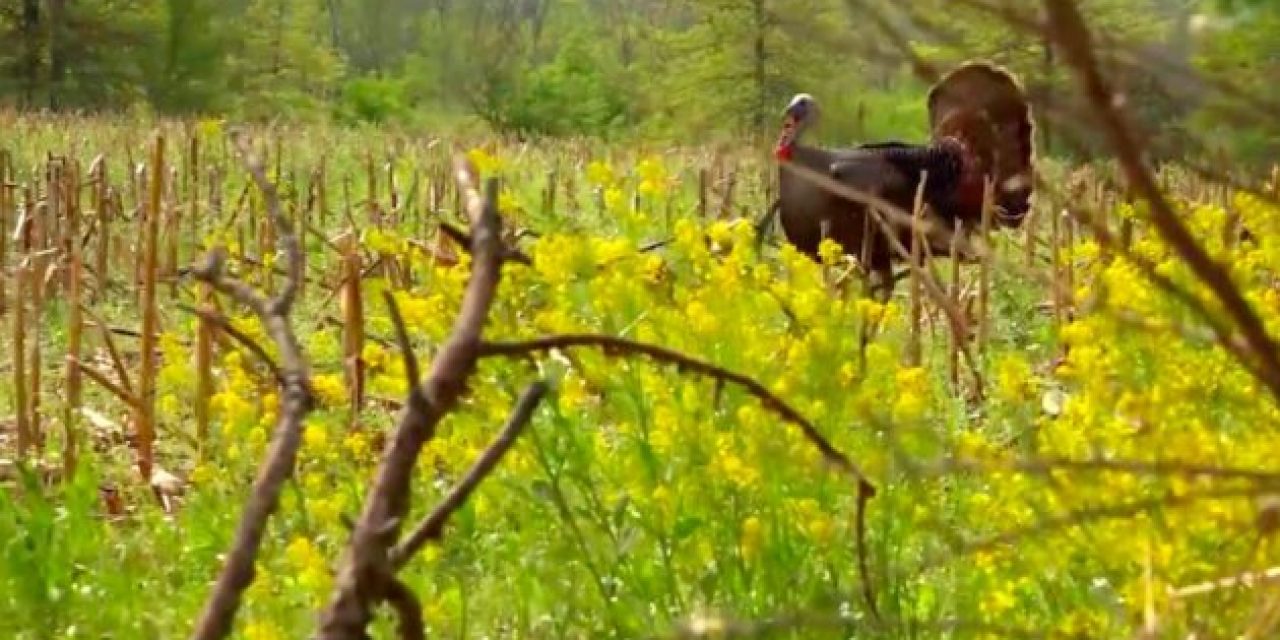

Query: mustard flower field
2 117 1280 639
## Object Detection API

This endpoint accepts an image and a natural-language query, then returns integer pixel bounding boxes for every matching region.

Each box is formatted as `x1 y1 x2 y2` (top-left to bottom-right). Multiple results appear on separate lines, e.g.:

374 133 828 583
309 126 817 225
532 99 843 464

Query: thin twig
72 357 141 410
191 248 270 317
80 304 135 396
1170 566 1280 600
919 455 1280 486
439 219 531 265
477 335 870 484
177 304 284 386
919 485 1267 574
381 291 421 388
390 380 549 569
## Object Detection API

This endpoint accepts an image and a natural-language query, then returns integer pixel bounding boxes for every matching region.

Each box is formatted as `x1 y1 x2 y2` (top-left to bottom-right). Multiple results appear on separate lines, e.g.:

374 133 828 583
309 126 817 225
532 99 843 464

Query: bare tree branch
71 357 141 410
477 335 871 485
177 303 284 386
80 303 135 396
383 577 426 640
918 485 1267 574
189 131 315 640
190 247 270 317
390 380 549 569
439 219 531 265
1042 0 1280 404
916 455 1280 486
381 290 421 389
316 157 505 639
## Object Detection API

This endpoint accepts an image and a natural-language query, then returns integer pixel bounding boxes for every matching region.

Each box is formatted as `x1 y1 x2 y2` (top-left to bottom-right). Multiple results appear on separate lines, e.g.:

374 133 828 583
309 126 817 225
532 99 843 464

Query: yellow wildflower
739 516 764 562
498 190 519 214
714 451 760 489
344 430 371 459
190 463 213 486
465 147 503 174
980 585 1017 617
586 160 615 186
602 186 624 213
817 237 843 266
994 354 1033 403
311 373 348 407
636 155 668 195
304 424 328 452
158 393 181 418
642 254 667 284
243 620 284 640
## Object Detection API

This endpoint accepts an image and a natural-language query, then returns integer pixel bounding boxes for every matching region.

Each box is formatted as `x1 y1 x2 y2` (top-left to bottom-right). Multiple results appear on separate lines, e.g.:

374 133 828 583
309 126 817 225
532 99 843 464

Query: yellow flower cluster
891 366 930 423
284 535 331 598
636 155 671 196
466 147 504 175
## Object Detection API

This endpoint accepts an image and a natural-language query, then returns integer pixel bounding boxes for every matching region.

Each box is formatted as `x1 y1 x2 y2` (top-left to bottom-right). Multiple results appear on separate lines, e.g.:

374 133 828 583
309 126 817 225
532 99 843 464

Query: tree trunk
1041 35 1053 155
22 0 40 108
324 0 343 50
751 0 767 132
271 0 286 77
527 0 551 51
48 0 67 111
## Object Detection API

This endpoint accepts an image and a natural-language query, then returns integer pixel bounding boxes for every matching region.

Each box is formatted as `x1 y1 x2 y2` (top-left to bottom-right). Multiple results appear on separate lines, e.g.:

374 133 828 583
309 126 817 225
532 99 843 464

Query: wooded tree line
0 0 1275 165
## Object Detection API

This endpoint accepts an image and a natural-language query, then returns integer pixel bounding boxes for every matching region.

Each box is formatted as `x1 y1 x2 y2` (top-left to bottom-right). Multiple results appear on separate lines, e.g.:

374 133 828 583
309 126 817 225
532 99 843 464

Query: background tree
0 0 1271 166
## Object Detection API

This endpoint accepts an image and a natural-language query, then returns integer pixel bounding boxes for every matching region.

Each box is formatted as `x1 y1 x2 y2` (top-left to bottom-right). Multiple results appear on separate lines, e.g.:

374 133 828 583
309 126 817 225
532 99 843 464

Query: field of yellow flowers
2 117 1280 638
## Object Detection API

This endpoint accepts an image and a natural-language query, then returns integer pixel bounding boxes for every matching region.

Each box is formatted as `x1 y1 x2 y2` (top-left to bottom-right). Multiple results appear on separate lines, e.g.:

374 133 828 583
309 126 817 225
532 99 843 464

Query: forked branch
390 380 549 569
315 157 507 639
178 303 284 386
189 131 315 640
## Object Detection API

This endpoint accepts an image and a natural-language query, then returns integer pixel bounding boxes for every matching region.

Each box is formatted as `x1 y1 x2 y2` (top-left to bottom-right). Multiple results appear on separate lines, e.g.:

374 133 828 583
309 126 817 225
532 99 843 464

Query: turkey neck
784 143 837 170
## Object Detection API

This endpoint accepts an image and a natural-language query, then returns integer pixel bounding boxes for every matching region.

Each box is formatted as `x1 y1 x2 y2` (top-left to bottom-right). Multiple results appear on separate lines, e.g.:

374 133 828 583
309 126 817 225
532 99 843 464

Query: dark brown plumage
772 62 1036 297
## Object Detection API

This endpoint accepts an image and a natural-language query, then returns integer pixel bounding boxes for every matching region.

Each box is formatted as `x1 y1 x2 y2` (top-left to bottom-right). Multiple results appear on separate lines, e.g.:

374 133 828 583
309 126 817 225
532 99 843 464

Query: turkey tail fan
927 61 1037 227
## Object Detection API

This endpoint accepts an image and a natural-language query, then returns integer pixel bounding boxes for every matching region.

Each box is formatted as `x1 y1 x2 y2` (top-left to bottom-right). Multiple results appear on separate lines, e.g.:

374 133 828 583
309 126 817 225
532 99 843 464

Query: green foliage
640 0 861 138
335 74 411 125
0 0 156 110
222 0 345 121
484 35 629 137
1187 5 1280 167
141 0 231 113
1213 0 1280 12
0 0 1274 160
0 458 215 638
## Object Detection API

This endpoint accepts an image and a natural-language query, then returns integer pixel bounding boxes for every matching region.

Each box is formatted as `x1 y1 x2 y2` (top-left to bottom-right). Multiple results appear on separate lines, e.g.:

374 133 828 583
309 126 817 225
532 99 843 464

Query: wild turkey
771 62 1035 297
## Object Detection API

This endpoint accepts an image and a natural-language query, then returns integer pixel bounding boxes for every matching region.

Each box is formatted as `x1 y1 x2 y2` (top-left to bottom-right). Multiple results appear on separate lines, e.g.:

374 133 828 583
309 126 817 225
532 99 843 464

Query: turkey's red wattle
774 144 793 161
